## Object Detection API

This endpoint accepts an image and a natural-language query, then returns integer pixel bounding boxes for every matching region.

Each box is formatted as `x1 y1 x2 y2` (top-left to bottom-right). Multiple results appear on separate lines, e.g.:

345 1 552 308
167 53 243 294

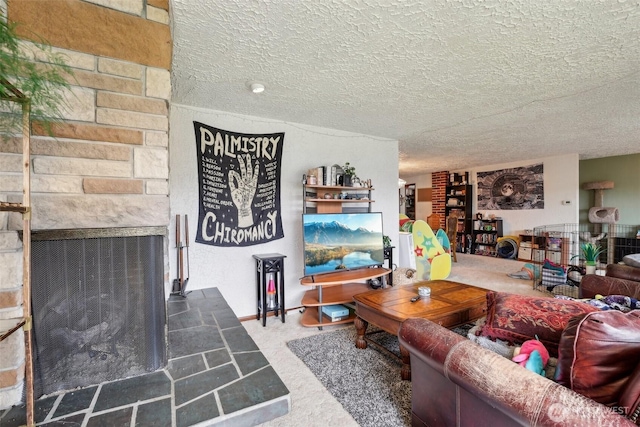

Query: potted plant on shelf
575 242 604 275
342 162 356 186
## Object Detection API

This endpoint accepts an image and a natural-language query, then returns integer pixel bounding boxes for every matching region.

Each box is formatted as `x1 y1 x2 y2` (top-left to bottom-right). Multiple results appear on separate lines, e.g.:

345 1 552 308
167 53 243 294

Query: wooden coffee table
353 280 488 380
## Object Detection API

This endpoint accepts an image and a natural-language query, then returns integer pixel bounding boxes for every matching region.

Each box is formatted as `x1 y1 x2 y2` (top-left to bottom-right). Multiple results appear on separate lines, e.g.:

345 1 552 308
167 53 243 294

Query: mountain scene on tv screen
304 220 384 274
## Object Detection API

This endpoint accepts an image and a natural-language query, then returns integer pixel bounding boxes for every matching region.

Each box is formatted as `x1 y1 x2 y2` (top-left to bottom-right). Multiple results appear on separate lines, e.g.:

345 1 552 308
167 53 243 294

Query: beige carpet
244 254 549 427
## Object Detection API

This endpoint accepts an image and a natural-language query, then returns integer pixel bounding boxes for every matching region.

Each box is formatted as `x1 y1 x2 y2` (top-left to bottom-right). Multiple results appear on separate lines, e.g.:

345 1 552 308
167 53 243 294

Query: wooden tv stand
299 267 390 329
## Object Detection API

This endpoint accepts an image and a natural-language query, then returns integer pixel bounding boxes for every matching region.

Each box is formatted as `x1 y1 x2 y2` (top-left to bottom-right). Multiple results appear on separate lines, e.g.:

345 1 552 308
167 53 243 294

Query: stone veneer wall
431 171 448 229
0 0 172 408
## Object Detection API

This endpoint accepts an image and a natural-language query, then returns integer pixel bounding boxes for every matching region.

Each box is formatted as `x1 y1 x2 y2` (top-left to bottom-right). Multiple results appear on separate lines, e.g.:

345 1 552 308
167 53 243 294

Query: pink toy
512 339 549 367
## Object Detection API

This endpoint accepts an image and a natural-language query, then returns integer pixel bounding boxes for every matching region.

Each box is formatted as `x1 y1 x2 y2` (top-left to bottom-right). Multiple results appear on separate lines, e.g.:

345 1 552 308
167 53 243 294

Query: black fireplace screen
31 234 166 396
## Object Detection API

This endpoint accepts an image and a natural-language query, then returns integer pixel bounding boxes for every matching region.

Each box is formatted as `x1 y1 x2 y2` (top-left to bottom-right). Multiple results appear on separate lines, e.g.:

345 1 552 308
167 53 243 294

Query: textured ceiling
170 0 640 177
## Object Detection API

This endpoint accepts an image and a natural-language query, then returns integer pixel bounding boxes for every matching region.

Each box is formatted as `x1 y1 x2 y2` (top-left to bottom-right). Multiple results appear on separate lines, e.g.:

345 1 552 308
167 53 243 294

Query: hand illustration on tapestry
194 122 285 247
229 154 259 228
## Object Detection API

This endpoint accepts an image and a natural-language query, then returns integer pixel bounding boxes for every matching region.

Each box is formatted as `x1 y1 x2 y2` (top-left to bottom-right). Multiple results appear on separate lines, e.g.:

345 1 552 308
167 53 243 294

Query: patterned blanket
555 294 640 312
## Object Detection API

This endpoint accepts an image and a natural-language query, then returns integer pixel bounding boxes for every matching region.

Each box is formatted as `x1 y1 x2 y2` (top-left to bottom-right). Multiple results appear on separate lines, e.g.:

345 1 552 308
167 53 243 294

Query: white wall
412 174 433 222
399 175 433 220
169 105 399 317
405 154 580 236
469 154 579 235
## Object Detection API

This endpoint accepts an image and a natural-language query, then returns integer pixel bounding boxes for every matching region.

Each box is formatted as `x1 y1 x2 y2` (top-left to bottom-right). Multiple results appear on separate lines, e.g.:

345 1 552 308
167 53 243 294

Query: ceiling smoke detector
250 83 265 93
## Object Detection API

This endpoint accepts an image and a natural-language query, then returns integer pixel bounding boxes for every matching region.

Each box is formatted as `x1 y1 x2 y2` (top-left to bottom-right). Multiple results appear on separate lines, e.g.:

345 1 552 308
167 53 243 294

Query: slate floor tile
184 290 205 300
175 392 219 427
86 407 133 427
136 398 171 427
167 299 189 316
218 366 289 414
183 299 212 312
42 413 85 426
234 351 269 376
213 308 242 329
223 326 259 352
204 348 232 369
53 385 97 418
174 364 239 406
93 371 170 412
168 309 203 331
167 354 207 380
201 288 221 299
168 325 224 358
201 311 217 326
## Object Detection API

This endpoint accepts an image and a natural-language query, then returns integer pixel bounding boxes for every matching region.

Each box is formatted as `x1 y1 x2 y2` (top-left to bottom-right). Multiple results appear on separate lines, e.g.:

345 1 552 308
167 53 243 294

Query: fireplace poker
182 214 190 295
172 214 181 294
172 214 191 297
179 219 185 290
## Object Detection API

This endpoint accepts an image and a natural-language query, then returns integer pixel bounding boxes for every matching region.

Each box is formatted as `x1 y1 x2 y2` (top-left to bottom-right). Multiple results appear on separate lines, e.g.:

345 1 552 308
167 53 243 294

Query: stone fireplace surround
0 287 290 426
1 0 174 408
0 224 290 425
0 225 169 406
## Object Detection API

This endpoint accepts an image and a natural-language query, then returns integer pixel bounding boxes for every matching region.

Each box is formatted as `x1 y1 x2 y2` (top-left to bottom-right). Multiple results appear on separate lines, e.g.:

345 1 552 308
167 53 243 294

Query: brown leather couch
608 263 640 282
577 262 640 302
399 275 640 427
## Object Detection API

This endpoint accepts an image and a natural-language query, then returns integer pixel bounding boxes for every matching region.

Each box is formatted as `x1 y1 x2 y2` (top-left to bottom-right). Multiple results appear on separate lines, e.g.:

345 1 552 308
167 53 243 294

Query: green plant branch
343 162 356 176
1 15 73 138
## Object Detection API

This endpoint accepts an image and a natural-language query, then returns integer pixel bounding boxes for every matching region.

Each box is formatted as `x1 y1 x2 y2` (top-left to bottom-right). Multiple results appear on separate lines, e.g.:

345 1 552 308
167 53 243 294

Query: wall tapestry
194 122 284 246
476 163 544 210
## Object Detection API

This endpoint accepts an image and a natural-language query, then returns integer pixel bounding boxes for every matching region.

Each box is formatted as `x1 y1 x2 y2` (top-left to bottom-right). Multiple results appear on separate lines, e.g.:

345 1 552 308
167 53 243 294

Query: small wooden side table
253 253 286 326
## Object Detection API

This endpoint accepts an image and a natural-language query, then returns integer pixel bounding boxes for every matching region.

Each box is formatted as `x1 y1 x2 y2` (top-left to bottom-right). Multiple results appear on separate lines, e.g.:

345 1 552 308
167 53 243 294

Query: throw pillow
555 310 640 406
477 292 598 357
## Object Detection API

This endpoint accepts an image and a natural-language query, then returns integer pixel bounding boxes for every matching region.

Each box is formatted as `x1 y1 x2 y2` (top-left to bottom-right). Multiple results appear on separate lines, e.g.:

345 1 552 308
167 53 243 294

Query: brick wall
0 0 171 408
431 171 448 230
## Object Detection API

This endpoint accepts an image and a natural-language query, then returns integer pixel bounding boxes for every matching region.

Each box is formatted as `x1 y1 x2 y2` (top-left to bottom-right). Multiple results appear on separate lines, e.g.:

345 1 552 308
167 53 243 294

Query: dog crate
532 223 639 298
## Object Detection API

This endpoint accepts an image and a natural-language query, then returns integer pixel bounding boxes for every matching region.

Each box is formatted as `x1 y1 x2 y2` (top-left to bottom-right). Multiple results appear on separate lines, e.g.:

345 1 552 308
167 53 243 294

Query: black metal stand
384 246 394 286
253 253 286 326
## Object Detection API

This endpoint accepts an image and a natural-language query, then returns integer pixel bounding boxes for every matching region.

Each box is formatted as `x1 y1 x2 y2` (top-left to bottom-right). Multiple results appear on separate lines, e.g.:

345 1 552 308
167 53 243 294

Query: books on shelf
322 164 337 186
307 164 345 186
318 166 326 185
321 304 350 322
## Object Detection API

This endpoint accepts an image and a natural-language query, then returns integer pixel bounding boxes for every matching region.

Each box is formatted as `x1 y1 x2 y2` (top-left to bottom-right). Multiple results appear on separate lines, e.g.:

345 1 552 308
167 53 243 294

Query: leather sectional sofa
399 266 640 426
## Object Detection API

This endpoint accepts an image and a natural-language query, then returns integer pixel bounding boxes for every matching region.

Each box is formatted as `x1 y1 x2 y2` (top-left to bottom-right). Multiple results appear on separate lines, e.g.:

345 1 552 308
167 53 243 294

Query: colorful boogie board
436 228 451 254
412 220 451 281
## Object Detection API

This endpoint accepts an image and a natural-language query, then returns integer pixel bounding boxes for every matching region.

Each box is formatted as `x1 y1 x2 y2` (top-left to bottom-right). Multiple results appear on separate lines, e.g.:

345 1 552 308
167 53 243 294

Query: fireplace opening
30 229 166 397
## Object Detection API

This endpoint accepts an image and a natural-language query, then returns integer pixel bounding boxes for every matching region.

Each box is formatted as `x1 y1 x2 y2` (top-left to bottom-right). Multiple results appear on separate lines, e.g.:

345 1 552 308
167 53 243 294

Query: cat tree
582 180 619 264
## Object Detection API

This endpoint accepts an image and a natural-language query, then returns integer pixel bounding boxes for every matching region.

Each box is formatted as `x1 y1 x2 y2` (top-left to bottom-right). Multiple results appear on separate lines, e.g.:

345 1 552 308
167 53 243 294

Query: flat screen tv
302 212 385 277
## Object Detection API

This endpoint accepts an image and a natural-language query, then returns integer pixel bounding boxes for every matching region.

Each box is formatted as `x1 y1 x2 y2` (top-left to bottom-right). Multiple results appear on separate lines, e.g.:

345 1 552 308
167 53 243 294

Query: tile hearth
0 288 290 426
